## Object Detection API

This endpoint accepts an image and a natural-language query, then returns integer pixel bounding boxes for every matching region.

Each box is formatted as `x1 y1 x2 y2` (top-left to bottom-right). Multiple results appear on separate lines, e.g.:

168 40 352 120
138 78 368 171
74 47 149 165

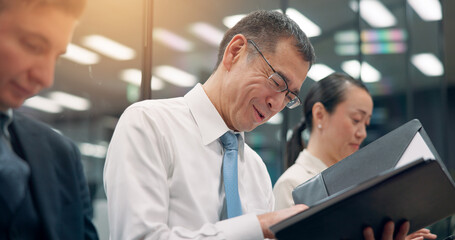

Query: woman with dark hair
273 72 373 210
272 72 436 240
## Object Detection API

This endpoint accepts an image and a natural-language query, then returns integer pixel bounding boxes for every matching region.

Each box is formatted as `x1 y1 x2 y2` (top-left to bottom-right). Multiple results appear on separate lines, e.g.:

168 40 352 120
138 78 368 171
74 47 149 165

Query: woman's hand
405 228 437 240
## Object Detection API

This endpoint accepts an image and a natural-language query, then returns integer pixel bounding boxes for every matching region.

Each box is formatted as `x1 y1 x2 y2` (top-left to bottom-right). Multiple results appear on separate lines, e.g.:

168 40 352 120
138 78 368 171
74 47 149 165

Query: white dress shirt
104 84 274 240
273 149 327 210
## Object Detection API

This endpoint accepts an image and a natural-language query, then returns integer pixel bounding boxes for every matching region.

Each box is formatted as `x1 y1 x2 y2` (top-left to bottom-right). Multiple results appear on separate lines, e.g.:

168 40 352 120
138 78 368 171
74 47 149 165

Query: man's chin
243 123 260 133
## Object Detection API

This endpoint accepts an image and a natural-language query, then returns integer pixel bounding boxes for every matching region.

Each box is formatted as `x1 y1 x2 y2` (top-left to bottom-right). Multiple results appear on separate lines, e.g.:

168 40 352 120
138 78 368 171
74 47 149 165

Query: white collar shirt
104 84 274 240
273 149 328 210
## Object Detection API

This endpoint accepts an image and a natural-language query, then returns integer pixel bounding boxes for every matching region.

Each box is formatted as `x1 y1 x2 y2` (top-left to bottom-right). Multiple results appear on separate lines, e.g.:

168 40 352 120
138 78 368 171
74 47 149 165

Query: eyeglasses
247 39 302 109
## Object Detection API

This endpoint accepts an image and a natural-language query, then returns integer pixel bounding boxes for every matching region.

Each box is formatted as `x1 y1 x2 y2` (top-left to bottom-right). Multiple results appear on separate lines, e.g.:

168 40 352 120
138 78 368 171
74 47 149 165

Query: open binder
271 119 455 239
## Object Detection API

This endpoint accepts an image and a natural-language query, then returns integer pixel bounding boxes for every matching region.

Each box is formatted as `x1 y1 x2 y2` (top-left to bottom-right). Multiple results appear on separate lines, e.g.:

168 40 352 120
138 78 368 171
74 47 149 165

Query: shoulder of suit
13 112 75 148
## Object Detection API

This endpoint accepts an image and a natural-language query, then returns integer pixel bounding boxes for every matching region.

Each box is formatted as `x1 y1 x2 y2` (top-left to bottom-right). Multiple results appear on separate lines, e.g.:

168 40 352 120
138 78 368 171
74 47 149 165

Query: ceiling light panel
283 8 322 38
62 43 100 65
341 60 382 82
342 60 361 79
362 42 407 54
223 8 321 38
335 44 360 56
189 22 224 47
334 30 359 43
411 53 444 76
23 96 63 113
155 65 197 87
48 91 91 111
83 35 136 60
307 64 335 81
120 68 164 90
408 0 442 21
335 29 407 43
361 29 407 42
120 69 141 85
350 0 397 28
78 142 107 158
153 28 194 52
223 14 246 28
361 62 382 82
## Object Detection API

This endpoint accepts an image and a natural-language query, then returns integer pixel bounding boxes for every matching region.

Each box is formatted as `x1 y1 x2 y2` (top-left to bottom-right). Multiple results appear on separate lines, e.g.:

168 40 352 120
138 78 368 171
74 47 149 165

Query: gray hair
214 9 316 71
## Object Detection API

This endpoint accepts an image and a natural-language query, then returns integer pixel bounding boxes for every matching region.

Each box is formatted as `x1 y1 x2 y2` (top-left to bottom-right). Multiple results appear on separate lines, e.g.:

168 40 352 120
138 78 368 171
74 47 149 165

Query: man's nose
266 91 287 112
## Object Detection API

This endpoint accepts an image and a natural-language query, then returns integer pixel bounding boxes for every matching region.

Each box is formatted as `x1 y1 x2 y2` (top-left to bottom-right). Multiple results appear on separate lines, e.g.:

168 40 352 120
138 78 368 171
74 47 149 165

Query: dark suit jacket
7 112 98 240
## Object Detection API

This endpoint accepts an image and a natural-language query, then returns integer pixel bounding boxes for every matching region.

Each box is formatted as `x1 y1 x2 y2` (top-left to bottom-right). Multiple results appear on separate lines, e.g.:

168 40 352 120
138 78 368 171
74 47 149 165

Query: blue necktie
0 113 30 214
220 131 242 218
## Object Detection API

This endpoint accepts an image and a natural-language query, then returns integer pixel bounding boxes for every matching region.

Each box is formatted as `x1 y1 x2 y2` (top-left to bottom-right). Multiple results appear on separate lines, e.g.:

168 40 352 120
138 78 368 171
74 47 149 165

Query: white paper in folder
395 132 436 169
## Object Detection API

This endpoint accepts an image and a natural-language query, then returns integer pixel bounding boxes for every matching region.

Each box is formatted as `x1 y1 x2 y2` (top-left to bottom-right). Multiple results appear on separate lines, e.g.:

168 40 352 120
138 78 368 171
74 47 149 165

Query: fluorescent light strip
48 91 91 111
151 76 165 90
120 68 165 90
307 64 335 81
360 62 381 83
62 43 100 65
155 65 197 87
223 9 322 38
78 142 107 158
342 60 361 78
282 8 321 38
83 35 136 61
153 28 194 52
335 42 406 56
411 53 444 76
120 68 141 85
350 0 397 28
408 0 442 21
341 60 381 82
223 14 246 28
335 44 360 56
335 29 407 43
189 22 224 47
334 30 359 43
362 42 407 54
361 29 407 42
23 96 63 113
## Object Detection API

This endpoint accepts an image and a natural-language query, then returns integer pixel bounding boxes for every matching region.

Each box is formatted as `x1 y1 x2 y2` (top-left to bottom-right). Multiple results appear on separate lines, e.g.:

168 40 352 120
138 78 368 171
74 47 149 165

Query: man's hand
257 204 308 239
363 221 410 240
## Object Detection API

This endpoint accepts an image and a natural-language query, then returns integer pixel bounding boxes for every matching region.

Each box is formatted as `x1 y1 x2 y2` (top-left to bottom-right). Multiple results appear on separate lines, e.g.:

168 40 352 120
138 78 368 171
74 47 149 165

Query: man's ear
222 34 248 72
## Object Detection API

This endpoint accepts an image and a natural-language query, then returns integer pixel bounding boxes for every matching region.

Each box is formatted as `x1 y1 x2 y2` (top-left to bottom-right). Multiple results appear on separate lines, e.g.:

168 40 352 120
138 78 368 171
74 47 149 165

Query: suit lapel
11 114 60 239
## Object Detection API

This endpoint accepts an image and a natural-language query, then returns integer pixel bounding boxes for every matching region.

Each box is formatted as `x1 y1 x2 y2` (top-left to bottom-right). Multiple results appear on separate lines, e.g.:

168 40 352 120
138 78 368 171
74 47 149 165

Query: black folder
270 119 455 239
271 158 455 239
292 119 442 207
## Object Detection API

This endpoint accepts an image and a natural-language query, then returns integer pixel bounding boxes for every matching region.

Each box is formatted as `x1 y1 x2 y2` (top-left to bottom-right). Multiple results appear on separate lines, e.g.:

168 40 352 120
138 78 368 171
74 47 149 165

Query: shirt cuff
215 213 263 240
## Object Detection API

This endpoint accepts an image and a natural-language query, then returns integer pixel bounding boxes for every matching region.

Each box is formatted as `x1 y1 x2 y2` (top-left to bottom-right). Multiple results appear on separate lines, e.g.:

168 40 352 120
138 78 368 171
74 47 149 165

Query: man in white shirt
104 10 410 240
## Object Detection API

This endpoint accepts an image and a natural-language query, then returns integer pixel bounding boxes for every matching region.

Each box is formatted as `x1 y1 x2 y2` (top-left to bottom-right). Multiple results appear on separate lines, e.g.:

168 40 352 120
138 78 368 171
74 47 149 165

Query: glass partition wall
16 0 453 238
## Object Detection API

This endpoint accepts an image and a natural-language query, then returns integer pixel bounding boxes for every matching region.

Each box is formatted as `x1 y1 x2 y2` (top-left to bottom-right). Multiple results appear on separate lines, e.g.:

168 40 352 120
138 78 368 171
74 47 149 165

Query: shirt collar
296 149 328 174
184 83 245 146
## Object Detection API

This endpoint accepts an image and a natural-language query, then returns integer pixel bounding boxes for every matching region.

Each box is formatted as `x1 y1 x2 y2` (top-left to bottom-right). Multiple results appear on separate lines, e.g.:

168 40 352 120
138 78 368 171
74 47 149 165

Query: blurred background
16 0 455 238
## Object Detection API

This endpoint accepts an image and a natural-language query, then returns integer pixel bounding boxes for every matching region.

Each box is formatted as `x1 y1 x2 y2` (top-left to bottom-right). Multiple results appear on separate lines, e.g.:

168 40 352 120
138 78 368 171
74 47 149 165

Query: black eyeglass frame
247 39 302 109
